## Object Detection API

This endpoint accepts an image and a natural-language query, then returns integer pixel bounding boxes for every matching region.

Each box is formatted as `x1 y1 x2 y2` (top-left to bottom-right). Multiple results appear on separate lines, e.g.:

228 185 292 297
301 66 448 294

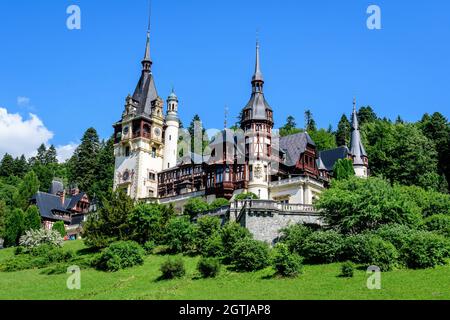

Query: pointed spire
350 98 367 164
352 97 359 130
252 38 264 83
141 2 152 71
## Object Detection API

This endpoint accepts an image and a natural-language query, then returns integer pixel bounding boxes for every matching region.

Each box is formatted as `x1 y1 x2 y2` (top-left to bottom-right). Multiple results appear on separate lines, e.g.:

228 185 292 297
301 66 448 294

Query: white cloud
0 107 54 159
56 143 78 163
17 96 31 108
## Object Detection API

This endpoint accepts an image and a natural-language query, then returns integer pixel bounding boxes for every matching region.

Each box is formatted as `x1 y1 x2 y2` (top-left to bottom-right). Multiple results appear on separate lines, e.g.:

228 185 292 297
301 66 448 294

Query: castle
112 26 368 240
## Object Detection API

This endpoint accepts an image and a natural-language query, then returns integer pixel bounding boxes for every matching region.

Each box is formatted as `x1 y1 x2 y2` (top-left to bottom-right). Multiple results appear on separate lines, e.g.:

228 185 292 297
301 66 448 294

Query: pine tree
52 221 66 237
13 155 29 178
35 144 47 165
333 159 355 180
0 200 7 238
4 208 25 247
305 110 317 132
336 114 351 147
68 128 101 194
13 170 40 211
188 115 208 154
24 205 41 231
0 154 15 178
45 145 58 165
91 137 115 201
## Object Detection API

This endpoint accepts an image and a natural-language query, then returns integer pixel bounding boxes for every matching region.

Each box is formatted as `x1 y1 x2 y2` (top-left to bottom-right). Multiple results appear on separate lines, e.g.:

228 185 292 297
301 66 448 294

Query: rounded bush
340 261 355 278
142 241 155 255
160 257 186 279
201 233 225 258
94 241 145 272
278 224 313 254
272 243 303 278
301 231 344 264
424 215 450 238
197 257 221 278
403 231 450 269
374 224 416 250
220 222 252 262
230 239 270 272
343 234 399 271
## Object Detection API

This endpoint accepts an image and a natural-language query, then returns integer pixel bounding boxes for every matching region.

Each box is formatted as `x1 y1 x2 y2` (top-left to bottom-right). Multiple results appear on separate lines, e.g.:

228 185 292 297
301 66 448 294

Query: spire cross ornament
224 105 229 129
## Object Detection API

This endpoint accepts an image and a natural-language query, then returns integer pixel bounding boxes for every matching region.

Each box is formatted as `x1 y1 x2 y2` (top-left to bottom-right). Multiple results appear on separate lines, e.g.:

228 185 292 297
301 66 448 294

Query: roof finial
252 30 264 83
142 0 152 70
353 97 357 113
224 105 229 129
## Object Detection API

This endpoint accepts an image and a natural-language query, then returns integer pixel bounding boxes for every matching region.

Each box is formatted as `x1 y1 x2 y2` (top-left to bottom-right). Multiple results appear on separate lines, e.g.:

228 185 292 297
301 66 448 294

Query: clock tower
113 29 164 199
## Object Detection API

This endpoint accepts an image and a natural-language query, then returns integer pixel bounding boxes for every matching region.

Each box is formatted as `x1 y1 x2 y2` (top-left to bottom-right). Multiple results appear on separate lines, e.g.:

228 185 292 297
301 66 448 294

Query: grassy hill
0 240 448 300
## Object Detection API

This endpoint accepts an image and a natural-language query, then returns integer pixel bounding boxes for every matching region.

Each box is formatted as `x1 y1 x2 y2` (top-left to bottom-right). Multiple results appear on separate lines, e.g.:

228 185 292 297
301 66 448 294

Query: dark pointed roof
279 132 315 167
242 42 272 122
131 31 159 116
319 146 350 171
350 99 367 165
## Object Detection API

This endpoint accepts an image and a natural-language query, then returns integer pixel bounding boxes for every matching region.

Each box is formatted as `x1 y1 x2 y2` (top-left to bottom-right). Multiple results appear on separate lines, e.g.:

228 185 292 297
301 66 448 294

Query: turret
163 89 180 170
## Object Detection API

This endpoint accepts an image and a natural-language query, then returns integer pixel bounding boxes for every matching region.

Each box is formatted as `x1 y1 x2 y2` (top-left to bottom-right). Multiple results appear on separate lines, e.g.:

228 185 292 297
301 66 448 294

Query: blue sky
0 0 449 160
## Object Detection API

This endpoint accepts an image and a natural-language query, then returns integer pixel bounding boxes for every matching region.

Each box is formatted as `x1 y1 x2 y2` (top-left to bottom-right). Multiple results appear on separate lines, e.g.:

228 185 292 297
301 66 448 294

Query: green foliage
195 216 222 255
4 208 25 247
142 241 156 255
340 261 355 278
19 229 64 248
0 154 15 178
209 198 229 210
272 243 303 278
305 110 317 132
164 217 197 254
201 233 225 258
424 215 450 237
315 177 423 234
336 114 351 147
24 206 41 231
197 257 221 278
83 189 134 249
128 202 174 245
332 159 355 180
93 241 145 272
230 238 270 272
68 128 101 196
13 170 39 211
279 116 303 137
301 231 344 264
374 224 416 251
278 224 313 254
396 185 450 218
343 234 399 271
234 192 259 200
363 120 442 191
160 257 186 279
220 222 252 262
184 198 209 219
309 128 337 152
402 231 450 269
90 137 115 200
0 200 7 238
357 106 377 126
52 221 66 237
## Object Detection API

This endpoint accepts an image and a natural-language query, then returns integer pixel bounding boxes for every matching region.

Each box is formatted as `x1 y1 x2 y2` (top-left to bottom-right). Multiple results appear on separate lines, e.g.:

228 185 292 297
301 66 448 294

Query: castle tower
113 28 164 200
240 41 274 200
350 99 369 178
163 89 180 170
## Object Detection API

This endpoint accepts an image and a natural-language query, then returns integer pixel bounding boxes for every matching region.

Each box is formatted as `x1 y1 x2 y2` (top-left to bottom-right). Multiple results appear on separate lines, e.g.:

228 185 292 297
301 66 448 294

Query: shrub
301 231 344 264
343 234 399 271
94 241 145 272
340 261 355 278
195 216 222 254
19 229 64 248
3 208 25 247
278 224 313 254
201 233 225 258
374 224 416 250
24 206 41 231
52 221 67 237
197 257 221 278
209 198 229 210
142 241 156 255
272 243 303 278
220 222 252 262
164 217 197 254
234 193 259 200
160 257 186 279
424 215 450 238
230 239 270 272
402 231 450 269
184 198 209 220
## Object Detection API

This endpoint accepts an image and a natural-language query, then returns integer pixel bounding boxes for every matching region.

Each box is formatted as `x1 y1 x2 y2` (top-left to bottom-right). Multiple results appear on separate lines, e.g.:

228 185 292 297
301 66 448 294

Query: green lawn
0 240 448 300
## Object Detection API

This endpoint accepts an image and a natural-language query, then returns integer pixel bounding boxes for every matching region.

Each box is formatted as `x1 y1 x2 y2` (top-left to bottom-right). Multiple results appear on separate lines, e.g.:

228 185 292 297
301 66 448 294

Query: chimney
58 191 65 205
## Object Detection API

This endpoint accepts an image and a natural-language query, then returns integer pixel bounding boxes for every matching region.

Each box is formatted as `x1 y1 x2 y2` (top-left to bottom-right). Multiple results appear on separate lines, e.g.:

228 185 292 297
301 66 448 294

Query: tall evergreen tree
336 114 351 147
24 205 41 231
13 155 29 178
0 154 15 178
13 170 40 211
279 116 302 137
305 110 317 132
0 200 7 238
91 137 115 201
419 112 450 191
4 208 25 247
309 129 337 152
45 145 58 165
187 115 208 154
68 128 101 194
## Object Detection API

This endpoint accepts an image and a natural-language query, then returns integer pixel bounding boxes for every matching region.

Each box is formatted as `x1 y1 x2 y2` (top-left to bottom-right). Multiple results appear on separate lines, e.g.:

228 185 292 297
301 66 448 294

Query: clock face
123 170 130 181
154 128 161 137
123 126 129 135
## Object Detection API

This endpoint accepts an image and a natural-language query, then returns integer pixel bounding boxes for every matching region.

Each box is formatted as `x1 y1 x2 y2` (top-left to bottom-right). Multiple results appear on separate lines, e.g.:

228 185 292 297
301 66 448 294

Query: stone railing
158 190 206 204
